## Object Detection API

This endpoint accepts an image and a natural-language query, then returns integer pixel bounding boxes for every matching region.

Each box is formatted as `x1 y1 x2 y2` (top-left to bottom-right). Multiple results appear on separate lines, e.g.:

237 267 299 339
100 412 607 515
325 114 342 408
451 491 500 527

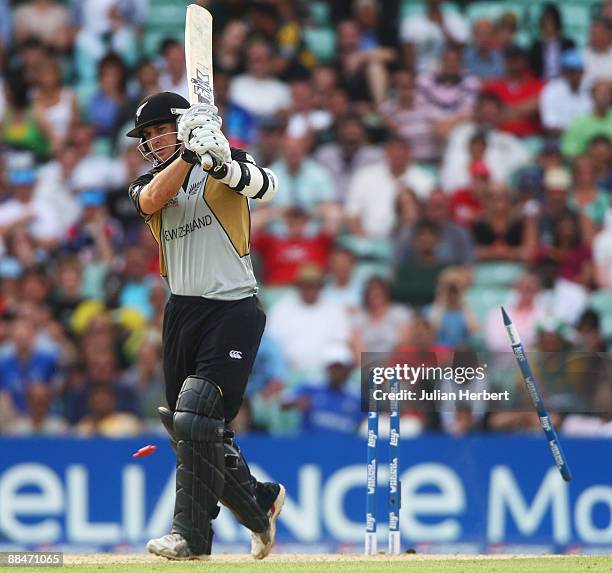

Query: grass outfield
5 555 612 573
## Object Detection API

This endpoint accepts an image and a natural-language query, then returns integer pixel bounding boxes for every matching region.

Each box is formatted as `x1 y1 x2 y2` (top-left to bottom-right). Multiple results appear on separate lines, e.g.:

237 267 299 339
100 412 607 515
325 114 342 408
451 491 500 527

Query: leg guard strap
219 430 269 533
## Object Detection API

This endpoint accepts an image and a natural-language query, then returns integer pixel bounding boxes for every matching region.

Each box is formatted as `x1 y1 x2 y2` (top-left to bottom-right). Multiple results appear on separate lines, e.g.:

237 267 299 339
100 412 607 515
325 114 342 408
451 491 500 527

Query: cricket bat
185 4 215 170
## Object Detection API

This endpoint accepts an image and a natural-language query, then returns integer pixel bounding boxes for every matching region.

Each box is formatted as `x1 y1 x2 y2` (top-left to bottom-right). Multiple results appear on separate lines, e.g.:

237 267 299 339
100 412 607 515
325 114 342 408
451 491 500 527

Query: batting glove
187 123 232 167
173 103 221 144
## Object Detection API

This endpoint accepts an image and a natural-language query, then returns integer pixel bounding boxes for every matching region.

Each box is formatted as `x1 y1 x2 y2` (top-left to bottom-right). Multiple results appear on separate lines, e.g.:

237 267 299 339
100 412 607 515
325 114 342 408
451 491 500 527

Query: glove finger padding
188 125 231 165
173 103 219 120
175 103 222 143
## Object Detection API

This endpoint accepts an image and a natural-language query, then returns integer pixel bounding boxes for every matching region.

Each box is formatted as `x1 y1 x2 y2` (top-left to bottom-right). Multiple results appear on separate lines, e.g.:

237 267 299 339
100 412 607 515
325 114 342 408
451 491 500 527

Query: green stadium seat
527 3 594 48
466 1 524 25
258 286 295 311
399 1 425 21
353 261 391 286
399 1 459 22
337 235 393 261
74 83 96 115
474 262 524 288
416 161 440 184
141 0 187 56
588 290 612 317
92 137 112 157
145 0 189 30
586 291 612 347
523 136 544 157
142 29 184 58
303 28 336 63
309 1 332 26
250 395 302 436
466 286 512 324
514 31 532 49
601 314 612 342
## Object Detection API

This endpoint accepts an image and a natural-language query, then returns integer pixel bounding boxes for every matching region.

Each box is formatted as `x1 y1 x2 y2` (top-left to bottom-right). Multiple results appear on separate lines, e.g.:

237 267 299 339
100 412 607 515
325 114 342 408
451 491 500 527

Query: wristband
208 162 229 179
180 148 199 165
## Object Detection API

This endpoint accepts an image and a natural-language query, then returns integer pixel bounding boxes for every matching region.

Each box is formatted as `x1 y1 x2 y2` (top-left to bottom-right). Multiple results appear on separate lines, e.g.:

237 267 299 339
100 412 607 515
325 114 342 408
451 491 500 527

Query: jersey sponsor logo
229 350 243 360
163 215 212 241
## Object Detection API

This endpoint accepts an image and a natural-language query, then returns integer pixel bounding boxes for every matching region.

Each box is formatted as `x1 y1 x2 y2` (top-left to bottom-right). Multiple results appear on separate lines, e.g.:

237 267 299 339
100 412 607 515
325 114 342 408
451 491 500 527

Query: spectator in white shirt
593 210 612 289
378 69 437 161
0 156 63 252
400 0 469 73
540 49 593 134
13 0 73 53
484 271 545 352
346 136 436 239
322 246 362 313
229 41 291 121
286 79 333 139
157 38 189 101
441 93 530 192
352 276 412 354
268 265 352 374
315 113 383 203
73 0 139 84
34 143 82 237
70 124 123 191
584 16 612 83
266 136 338 224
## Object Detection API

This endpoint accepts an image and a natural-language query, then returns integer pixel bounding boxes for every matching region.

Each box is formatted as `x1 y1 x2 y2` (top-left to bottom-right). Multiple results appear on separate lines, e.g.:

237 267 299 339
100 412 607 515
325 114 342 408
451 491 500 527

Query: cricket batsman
126 91 284 560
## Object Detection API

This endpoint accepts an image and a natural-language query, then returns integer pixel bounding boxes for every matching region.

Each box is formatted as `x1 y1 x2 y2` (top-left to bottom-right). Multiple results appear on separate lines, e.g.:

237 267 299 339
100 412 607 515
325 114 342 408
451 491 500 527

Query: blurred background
0 0 610 556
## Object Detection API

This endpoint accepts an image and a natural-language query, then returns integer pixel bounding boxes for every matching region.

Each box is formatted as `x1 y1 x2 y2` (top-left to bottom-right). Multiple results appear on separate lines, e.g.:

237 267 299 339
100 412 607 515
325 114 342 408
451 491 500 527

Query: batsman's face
142 123 178 163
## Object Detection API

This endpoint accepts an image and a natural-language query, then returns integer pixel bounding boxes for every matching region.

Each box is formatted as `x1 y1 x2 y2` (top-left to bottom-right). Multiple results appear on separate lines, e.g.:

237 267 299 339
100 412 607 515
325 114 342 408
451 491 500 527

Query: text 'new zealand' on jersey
128 148 257 300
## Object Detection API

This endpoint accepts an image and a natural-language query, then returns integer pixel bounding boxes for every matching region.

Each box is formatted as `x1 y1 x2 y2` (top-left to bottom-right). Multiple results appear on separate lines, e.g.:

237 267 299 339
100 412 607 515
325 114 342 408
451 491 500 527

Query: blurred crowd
0 0 611 439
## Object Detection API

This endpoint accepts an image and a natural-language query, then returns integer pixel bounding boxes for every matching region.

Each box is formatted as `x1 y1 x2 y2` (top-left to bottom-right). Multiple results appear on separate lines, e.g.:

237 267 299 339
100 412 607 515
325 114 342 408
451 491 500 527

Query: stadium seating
473 262 524 289
588 291 612 343
142 0 186 57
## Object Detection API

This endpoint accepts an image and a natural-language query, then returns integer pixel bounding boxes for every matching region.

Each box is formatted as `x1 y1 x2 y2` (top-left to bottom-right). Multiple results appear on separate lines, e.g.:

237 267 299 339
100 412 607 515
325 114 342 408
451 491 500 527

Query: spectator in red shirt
252 207 334 286
485 44 545 137
450 157 491 226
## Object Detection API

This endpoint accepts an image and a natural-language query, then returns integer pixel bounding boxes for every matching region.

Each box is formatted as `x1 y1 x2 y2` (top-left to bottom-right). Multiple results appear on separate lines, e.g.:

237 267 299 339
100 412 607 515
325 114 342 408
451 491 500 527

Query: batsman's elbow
229 162 278 201
252 167 278 202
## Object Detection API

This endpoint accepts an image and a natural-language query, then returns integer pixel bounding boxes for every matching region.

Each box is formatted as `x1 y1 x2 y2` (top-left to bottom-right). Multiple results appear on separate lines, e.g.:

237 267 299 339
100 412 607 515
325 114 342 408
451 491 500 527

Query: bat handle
201 152 214 170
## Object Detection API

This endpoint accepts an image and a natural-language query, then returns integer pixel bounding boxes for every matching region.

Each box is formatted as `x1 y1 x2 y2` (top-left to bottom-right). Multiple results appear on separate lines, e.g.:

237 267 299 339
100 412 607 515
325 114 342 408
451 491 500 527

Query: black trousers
162 294 266 422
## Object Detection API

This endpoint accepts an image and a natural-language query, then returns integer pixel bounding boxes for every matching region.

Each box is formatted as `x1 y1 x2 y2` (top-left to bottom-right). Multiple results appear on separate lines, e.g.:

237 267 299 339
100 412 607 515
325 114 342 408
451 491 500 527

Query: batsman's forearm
139 158 192 215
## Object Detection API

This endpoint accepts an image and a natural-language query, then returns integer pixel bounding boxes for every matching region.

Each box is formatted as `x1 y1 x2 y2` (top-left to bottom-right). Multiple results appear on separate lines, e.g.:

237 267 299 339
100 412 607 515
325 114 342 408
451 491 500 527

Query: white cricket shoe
147 533 209 561
251 484 286 560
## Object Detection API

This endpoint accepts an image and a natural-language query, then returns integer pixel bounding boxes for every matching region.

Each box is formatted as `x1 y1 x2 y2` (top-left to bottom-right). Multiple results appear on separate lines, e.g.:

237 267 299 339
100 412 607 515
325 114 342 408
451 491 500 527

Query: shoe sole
150 551 209 561
147 543 209 561
254 484 286 560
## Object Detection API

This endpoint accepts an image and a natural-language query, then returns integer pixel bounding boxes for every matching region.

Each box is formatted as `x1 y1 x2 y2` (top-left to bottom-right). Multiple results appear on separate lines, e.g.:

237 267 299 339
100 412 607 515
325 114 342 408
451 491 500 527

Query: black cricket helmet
126 91 189 138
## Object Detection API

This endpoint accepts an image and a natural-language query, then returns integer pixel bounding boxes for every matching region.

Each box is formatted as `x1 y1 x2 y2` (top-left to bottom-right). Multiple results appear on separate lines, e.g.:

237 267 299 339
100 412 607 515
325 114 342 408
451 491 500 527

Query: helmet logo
136 100 149 120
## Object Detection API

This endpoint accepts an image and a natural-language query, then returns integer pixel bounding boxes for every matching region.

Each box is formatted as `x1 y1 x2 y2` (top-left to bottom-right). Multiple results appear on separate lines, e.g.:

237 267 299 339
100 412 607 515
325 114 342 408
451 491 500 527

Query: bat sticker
191 67 213 104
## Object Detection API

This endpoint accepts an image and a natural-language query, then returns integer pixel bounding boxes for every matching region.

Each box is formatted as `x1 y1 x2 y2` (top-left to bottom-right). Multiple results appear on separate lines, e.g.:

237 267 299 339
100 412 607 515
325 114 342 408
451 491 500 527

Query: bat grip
201 152 214 170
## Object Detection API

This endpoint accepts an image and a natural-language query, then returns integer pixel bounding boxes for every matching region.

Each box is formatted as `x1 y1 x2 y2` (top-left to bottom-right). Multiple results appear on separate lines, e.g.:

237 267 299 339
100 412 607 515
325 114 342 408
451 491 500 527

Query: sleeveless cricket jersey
129 159 257 300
